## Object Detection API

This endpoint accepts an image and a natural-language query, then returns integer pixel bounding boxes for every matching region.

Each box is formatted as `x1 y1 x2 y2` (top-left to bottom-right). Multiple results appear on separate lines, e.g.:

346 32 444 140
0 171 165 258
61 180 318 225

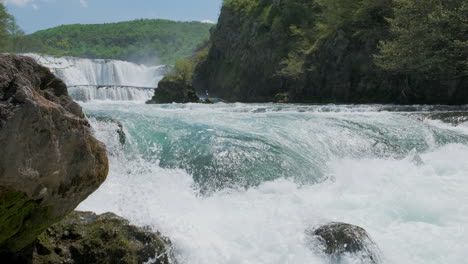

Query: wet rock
202 97 216 104
92 116 127 146
30 211 174 264
0 55 109 252
422 112 468 126
310 222 380 263
147 76 200 104
274 93 290 103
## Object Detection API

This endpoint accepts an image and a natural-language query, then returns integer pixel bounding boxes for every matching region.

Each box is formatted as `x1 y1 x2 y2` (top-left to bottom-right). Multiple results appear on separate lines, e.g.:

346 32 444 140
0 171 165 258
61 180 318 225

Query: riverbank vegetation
190 0 467 103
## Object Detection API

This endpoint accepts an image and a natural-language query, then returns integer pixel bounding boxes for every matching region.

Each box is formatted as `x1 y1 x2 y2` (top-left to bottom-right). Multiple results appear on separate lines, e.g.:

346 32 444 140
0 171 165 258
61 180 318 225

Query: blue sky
3 0 223 33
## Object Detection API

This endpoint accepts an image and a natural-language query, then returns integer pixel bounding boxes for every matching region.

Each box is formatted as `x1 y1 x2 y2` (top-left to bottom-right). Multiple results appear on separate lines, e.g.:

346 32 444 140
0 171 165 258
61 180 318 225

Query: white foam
78 103 468 264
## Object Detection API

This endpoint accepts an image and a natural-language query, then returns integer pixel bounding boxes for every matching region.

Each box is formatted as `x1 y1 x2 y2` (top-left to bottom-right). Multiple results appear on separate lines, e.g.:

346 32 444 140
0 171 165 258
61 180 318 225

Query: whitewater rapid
76 102 468 264
25 54 163 102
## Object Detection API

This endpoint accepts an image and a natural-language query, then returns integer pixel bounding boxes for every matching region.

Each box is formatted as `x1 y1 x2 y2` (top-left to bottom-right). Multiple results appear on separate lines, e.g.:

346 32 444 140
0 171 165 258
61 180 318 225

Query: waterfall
25 53 164 102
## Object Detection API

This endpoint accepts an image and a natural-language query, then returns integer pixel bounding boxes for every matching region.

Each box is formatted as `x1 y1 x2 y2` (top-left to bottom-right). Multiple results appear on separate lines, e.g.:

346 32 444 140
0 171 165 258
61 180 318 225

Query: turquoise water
78 102 468 264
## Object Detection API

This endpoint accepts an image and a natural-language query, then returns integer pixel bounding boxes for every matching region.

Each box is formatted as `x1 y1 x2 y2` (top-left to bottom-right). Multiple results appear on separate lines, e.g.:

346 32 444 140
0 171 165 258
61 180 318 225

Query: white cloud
3 0 31 7
201 19 215 24
3 0 87 8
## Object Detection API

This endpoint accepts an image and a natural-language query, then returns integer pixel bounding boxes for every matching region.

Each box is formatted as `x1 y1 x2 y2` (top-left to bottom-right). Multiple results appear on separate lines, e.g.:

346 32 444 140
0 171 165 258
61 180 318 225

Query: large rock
0 55 109 252
311 222 380 263
147 76 200 104
8 211 173 264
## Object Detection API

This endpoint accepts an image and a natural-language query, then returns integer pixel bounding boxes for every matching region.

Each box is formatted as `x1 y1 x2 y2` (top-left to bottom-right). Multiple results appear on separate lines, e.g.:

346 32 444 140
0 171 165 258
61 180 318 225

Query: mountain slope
27 19 214 65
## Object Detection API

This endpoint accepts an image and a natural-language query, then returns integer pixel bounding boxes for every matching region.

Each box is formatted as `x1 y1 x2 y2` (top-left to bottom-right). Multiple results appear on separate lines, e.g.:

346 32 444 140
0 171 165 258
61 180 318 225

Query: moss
274 93 290 103
0 188 40 251
32 211 173 264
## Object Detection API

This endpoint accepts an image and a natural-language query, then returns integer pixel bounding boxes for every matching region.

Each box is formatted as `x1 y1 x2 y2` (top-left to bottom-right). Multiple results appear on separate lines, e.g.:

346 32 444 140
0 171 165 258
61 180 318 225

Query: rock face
22 211 173 264
193 1 468 104
147 76 200 104
193 4 288 102
311 222 380 263
0 55 109 252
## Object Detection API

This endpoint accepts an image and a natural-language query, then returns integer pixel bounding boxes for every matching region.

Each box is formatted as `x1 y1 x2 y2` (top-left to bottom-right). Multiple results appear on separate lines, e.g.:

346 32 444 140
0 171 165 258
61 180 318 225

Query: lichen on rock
0 55 109 252
31 211 174 264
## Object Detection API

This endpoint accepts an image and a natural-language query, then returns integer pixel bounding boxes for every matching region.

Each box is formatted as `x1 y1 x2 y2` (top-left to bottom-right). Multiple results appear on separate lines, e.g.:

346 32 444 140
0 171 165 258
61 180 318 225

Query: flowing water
33 55 468 264
76 103 468 264
25 54 163 102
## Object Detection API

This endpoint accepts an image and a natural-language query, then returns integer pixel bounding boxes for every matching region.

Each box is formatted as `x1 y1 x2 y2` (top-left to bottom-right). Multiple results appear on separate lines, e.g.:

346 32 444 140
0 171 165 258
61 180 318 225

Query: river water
32 55 468 264
78 102 468 264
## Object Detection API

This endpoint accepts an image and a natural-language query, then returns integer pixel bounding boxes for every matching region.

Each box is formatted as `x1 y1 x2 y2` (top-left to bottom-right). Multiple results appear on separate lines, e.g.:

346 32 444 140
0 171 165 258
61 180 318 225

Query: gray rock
0 55 109 252
310 222 380 263
147 76 200 104
31 211 174 264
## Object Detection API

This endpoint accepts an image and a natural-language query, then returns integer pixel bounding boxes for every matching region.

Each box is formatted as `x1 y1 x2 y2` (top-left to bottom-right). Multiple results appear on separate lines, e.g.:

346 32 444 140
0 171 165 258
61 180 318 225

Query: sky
2 0 223 33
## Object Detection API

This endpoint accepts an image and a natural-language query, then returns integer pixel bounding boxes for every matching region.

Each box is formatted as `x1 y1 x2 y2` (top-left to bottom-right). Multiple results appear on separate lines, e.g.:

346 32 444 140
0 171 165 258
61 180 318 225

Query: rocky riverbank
0 55 173 263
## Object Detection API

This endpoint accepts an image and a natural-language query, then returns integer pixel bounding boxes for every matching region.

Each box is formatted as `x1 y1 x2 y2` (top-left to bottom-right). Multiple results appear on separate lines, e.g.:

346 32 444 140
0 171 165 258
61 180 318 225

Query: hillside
26 19 214 65
184 0 467 104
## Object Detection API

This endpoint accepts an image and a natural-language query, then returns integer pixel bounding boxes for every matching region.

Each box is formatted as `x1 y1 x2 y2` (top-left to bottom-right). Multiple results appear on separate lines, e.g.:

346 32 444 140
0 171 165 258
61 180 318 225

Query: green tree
0 3 11 50
375 0 468 79
0 3 28 52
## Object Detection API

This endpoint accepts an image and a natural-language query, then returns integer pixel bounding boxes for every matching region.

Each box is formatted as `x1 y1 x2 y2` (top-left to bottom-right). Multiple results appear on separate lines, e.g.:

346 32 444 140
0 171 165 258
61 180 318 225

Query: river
33 54 468 264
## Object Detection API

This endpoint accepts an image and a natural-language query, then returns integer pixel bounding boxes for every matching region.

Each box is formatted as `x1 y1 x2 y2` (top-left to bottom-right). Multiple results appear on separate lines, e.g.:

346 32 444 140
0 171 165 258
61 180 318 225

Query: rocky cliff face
0 55 109 252
193 5 288 102
297 30 468 104
193 0 468 104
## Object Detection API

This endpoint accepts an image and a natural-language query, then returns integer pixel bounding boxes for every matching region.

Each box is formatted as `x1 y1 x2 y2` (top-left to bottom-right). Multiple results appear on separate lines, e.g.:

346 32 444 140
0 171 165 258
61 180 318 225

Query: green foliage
315 0 391 40
169 43 211 85
27 19 213 65
0 3 25 52
375 0 468 79
0 3 10 49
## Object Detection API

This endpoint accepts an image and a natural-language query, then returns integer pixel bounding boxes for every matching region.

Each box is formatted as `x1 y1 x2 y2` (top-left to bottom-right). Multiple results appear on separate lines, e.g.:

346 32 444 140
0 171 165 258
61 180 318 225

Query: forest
0 4 213 65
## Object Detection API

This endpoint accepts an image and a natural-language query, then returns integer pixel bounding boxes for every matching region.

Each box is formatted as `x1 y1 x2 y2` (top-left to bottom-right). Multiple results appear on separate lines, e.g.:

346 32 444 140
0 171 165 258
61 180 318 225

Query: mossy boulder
1 211 174 264
147 76 200 104
0 55 109 252
274 93 289 103
310 222 380 263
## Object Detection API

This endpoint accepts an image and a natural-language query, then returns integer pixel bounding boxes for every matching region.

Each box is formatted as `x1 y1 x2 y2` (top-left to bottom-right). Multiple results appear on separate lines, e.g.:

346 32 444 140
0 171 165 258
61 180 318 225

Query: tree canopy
0 3 24 51
375 0 468 79
25 19 213 65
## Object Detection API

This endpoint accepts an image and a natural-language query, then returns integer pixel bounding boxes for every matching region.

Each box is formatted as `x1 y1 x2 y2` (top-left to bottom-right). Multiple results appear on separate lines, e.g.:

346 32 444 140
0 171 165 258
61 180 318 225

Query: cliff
192 0 467 104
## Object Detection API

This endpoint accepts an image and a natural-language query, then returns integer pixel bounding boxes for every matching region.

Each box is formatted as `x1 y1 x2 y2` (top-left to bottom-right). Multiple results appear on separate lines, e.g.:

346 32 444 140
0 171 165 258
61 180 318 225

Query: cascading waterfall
25 53 164 102
76 102 468 264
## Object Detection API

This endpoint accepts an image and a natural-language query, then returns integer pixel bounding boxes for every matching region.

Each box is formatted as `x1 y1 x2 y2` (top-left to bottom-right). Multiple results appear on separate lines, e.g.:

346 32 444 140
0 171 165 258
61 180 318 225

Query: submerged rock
310 222 380 263
0 55 109 252
91 116 127 146
421 112 468 126
31 211 173 264
147 76 200 104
